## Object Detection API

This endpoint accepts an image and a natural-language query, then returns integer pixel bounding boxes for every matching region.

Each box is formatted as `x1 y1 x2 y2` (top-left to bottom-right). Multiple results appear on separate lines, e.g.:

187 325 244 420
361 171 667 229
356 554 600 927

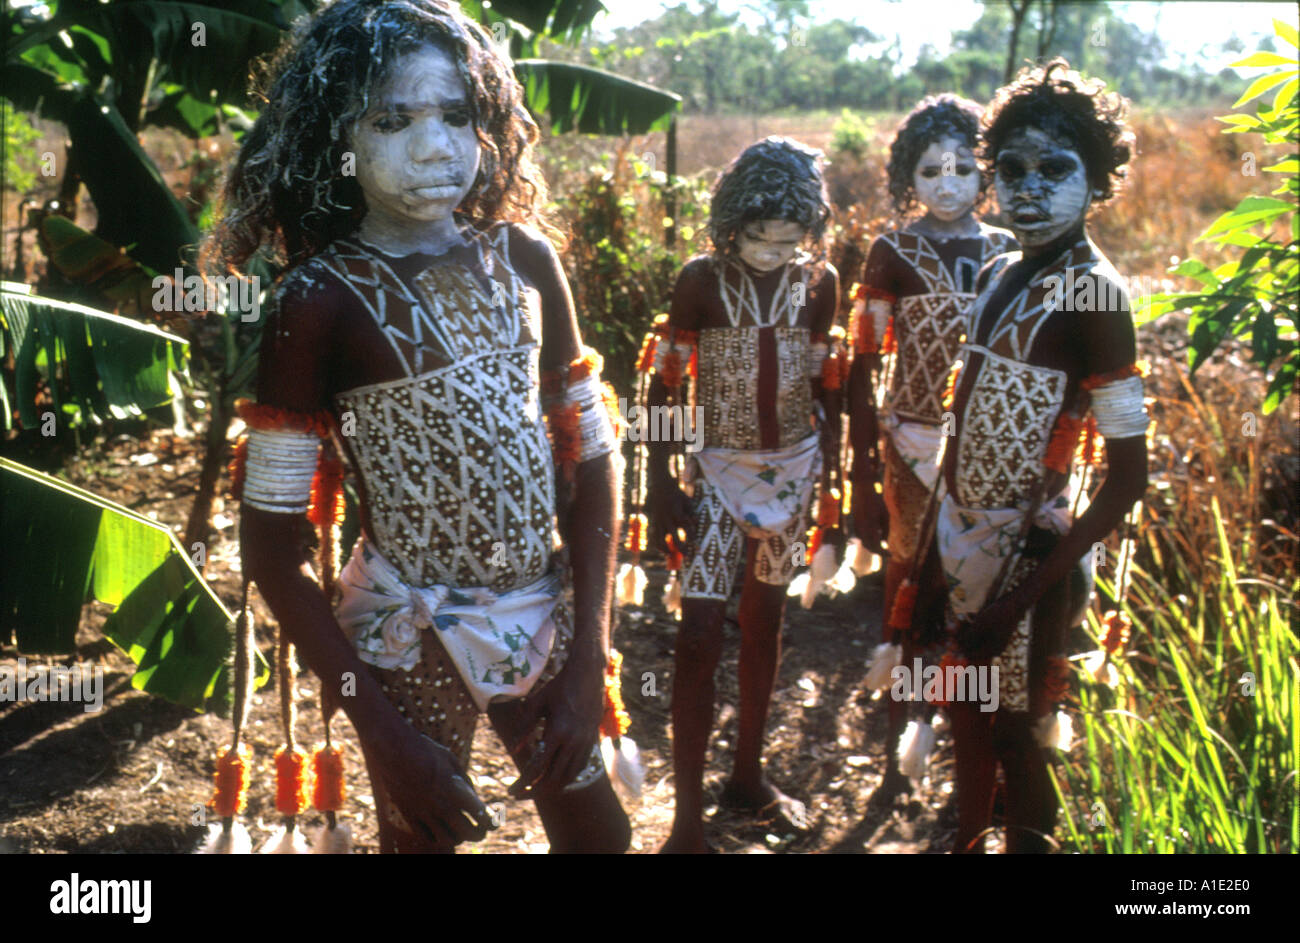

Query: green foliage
554 152 710 397
515 60 680 135
0 457 269 713
0 283 188 431
1137 21 1299 414
829 108 874 161
1 97 42 193
1053 500 1297 853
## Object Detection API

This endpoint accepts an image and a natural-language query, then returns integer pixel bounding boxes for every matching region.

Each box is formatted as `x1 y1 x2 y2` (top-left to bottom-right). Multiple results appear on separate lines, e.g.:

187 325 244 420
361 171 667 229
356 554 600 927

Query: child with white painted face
846 94 1016 799
645 137 841 853
938 60 1148 853
208 0 630 853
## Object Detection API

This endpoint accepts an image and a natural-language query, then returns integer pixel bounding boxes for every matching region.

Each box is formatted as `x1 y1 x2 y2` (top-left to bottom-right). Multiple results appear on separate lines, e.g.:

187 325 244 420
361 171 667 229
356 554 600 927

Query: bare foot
719 779 810 831
872 766 913 804
659 828 711 854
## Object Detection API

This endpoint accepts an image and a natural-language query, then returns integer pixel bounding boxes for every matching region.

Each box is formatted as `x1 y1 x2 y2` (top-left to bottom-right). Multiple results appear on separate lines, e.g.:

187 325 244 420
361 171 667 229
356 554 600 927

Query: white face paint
912 136 980 222
993 126 1092 250
734 219 807 273
351 44 481 253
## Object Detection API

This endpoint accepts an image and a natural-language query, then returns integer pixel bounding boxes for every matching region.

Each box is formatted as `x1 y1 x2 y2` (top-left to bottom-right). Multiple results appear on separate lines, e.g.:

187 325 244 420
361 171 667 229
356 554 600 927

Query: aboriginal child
646 137 841 853
207 0 630 853
847 93 1016 797
938 60 1148 852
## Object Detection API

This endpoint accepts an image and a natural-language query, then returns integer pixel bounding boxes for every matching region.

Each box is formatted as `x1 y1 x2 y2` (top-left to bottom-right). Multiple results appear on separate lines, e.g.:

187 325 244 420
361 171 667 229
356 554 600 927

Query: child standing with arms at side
848 94 1016 796
645 138 841 853
939 61 1148 852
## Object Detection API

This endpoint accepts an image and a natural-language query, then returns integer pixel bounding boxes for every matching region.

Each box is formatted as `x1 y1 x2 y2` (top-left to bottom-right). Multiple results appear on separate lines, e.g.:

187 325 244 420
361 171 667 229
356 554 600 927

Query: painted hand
956 590 1029 662
506 648 604 798
377 725 493 847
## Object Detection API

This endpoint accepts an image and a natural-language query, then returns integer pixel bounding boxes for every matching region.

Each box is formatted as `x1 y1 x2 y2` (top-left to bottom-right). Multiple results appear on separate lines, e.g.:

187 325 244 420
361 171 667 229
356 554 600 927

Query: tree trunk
1005 0 1031 82
184 397 232 555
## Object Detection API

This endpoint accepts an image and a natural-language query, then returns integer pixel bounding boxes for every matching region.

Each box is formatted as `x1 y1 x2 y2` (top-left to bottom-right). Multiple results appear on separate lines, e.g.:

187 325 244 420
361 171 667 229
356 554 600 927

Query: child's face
912 135 980 222
350 44 481 236
734 219 807 273
994 126 1092 249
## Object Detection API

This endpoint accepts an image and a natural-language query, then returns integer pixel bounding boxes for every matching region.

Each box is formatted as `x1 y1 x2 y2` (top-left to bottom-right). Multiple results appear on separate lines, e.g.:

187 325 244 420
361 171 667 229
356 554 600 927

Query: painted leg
660 597 726 853
881 556 913 798
949 700 997 853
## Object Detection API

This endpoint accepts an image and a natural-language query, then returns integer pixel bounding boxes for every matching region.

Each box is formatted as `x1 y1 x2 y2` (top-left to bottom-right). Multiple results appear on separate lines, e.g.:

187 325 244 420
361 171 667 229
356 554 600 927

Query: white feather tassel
258 823 313 854
662 572 682 619
846 537 883 577
897 719 936 781
616 562 648 607
601 736 645 799
1035 710 1074 751
1083 650 1119 688
310 821 354 854
864 642 903 691
199 820 252 854
800 542 839 608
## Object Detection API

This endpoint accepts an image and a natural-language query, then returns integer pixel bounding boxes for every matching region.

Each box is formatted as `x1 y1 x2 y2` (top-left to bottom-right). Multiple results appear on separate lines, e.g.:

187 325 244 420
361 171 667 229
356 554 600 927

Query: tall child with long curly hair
938 60 1148 852
208 0 630 853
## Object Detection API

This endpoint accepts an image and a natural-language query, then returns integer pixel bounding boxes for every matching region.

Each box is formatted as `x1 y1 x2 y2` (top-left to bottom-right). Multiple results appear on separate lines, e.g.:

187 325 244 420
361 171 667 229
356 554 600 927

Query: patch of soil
1 427 966 854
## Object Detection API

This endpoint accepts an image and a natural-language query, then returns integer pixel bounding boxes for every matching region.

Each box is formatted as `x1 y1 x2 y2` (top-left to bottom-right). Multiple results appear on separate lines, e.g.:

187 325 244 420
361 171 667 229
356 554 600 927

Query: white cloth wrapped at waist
335 537 561 711
882 411 944 493
688 433 822 537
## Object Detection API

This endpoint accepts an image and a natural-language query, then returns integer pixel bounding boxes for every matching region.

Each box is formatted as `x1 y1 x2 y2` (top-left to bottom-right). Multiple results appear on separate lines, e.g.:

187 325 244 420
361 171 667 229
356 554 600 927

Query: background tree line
563 0 1256 114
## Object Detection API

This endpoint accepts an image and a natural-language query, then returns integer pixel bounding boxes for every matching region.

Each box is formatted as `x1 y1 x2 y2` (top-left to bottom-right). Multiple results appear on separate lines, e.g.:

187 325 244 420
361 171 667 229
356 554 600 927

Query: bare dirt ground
0 427 971 855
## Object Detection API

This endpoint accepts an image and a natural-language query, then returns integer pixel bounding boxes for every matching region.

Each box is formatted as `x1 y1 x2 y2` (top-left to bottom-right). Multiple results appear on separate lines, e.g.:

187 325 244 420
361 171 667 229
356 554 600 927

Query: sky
592 1 1296 74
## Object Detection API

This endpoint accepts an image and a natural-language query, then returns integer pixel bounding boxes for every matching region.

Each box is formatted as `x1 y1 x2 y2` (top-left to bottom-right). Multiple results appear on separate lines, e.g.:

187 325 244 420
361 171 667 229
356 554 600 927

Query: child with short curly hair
645 137 841 853
938 60 1148 852
848 93 1017 797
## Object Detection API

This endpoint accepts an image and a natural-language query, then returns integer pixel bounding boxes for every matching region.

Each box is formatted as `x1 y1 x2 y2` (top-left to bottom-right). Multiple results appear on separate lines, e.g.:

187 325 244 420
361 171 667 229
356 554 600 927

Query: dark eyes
371 108 472 133
920 164 976 178
996 158 1026 181
996 155 1078 181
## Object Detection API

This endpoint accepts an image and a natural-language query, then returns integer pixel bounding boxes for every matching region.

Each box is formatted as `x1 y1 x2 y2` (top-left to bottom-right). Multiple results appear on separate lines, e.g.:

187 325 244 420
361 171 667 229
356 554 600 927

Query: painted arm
960 278 1148 660
510 227 619 794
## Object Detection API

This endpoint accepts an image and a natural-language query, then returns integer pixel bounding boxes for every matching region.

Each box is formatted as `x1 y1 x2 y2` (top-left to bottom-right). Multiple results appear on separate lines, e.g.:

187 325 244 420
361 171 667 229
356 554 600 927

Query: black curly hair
886 93 988 215
982 58 1135 205
709 136 832 263
203 0 555 273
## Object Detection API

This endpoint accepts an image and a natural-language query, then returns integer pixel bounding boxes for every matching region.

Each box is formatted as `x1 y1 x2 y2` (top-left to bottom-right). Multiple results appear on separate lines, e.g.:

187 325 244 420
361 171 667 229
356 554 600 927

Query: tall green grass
1052 498 1298 853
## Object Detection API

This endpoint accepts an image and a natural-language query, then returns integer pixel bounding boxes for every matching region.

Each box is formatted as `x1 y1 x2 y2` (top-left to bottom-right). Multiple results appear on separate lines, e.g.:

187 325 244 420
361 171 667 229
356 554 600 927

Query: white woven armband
1090 375 1149 439
652 338 695 375
243 428 320 513
808 341 829 379
869 299 891 350
567 373 618 463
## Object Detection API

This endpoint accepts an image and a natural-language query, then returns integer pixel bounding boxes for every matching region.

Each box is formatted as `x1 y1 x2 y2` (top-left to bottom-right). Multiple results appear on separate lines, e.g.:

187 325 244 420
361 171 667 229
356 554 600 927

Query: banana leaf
0 457 268 713
515 59 680 135
1 284 187 431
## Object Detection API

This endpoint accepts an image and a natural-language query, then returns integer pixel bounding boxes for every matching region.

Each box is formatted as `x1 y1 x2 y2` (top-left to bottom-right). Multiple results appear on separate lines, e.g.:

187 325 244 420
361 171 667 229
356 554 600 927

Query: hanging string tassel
200 584 255 854
887 578 920 633
616 562 648 606
865 641 903 692
259 746 312 853
200 745 252 853
309 743 352 854
897 718 937 782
